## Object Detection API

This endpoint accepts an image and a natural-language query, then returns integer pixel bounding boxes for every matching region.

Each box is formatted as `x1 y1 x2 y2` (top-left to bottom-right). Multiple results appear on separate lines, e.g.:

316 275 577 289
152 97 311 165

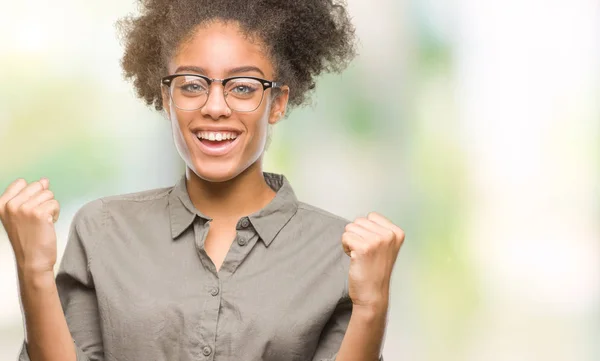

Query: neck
185 160 276 223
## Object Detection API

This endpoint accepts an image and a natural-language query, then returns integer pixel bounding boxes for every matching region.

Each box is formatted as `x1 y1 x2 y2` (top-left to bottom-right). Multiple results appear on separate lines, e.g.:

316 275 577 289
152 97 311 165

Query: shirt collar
168 174 207 239
248 172 299 247
167 172 299 246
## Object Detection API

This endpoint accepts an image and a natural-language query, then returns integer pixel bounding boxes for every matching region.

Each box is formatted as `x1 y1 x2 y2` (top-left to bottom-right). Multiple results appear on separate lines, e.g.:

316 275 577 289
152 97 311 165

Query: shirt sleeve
311 297 385 361
310 295 352 361
17 200 105 361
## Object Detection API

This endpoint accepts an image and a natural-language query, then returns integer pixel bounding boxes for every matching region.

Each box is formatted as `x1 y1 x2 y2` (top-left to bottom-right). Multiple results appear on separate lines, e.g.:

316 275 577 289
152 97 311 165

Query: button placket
193 245 220 360
219 226 257 277
194 219 219 274
235 217 250 247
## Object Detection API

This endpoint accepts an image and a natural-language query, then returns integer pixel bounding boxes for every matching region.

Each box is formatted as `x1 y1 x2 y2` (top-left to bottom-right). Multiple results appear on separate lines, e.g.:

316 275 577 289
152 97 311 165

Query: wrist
352 289 390 313
17 268 56 290
16 258 55 276
351 301 389 322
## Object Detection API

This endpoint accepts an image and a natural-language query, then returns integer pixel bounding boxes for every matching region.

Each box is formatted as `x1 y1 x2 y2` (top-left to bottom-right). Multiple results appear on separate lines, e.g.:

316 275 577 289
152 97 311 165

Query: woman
1 1 404 360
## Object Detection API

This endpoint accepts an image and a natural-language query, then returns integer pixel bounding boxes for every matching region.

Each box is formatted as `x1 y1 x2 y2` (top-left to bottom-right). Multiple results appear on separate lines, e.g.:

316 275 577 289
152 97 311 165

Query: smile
193 132 241 156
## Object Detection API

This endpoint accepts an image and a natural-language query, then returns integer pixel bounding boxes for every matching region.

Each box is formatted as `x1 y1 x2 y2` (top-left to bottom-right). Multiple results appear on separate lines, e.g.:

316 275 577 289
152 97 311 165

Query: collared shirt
18 172 381 361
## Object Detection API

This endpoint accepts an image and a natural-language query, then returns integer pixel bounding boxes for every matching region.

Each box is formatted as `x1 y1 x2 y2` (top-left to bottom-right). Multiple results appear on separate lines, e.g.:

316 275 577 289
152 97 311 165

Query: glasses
161 74 283 112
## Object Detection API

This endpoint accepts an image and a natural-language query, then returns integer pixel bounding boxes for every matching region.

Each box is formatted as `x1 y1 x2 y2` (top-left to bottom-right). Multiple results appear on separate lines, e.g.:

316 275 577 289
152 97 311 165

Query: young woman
1 1 404 360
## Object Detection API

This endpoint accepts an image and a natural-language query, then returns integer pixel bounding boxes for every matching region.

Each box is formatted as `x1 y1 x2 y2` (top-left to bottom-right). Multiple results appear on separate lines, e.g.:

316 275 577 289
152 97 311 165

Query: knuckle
342 231 354 243
13 178 26 187
341 234 350 246
371 234 382 244
32 208 48 220
5 200 19 214
385 229 396 241
361 244 372 255
353 245 364 255
398 234 405 245
367 211 380 221
22 206 36 217
27 181 39 190
31 209 42 219
396 228 406 241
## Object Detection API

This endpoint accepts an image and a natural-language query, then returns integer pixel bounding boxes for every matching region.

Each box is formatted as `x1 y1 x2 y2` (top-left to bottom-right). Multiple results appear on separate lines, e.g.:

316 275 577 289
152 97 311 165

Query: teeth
196 131 239 141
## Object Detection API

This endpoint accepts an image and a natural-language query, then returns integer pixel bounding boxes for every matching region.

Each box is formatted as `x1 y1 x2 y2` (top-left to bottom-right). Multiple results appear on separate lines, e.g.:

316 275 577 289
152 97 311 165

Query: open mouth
194 131 241 156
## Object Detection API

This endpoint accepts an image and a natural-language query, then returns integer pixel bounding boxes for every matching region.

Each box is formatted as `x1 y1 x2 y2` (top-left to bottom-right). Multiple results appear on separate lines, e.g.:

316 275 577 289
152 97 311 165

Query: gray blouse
18 172 381 361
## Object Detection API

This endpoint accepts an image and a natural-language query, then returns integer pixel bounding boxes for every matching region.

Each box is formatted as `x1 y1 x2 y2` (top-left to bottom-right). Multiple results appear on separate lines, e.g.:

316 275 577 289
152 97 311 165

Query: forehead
168 20 273 78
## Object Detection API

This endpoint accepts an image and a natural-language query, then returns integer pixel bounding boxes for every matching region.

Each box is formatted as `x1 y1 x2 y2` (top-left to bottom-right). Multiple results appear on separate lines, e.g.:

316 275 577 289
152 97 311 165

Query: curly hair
116 0 357 112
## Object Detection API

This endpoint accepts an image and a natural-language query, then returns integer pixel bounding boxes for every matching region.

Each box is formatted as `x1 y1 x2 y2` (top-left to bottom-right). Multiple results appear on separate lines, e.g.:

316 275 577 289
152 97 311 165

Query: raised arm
1 178 102 361
334 212 404 361
0 178 76 361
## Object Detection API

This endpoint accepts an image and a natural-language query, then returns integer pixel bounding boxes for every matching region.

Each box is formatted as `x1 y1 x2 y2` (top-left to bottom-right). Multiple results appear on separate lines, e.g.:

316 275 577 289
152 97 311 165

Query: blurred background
1 0 599 360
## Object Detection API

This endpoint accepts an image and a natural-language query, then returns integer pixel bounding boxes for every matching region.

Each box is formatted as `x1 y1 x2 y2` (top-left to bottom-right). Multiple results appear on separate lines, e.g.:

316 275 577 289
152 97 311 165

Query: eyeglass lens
169 75 265 112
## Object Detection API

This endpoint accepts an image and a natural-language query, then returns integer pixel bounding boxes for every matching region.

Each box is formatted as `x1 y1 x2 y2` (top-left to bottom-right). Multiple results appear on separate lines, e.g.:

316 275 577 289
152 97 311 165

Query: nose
200 82 231 120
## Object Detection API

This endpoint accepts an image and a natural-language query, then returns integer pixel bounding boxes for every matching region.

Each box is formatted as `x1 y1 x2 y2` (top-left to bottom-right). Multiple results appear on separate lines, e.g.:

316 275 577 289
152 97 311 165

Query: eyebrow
174 65 266 78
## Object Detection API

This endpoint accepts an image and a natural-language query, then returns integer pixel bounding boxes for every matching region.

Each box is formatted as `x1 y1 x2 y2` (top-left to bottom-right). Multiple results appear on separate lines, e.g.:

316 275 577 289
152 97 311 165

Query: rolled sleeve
17 200 105 361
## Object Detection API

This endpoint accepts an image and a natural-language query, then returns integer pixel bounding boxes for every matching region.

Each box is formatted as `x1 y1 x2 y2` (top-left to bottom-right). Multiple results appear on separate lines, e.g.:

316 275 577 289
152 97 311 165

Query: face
162 20 289 182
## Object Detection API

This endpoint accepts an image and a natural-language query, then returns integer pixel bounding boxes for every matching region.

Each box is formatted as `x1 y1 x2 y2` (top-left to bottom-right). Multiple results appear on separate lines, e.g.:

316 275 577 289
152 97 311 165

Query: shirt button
202 346 212 356
241 218 250 228
237 237 247 246
210 287 219 296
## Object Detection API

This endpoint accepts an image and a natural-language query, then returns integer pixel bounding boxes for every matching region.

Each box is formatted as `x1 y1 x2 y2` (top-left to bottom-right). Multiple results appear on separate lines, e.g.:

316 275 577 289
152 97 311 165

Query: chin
190 163 241 183
188 159 250 183
178 136 263 183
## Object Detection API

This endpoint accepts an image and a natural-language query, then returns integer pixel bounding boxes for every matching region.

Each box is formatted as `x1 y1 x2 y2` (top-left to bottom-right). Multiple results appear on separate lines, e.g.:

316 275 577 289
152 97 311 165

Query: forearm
334 302 388 361
18 268 76 361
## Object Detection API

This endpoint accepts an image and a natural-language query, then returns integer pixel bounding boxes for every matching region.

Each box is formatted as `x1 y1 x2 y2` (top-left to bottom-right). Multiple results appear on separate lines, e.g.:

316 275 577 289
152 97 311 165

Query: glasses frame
161 73 283 112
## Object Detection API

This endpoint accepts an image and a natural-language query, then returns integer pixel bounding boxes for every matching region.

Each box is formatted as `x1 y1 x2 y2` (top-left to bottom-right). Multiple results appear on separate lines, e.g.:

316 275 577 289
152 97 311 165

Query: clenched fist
0 178 61 274
342 212 404 310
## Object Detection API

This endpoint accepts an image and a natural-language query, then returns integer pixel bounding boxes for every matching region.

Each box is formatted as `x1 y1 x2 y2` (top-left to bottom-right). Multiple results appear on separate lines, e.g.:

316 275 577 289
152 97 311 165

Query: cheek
244 114 270 149
170 107 193 136
169 111 195 152
250 101 272 138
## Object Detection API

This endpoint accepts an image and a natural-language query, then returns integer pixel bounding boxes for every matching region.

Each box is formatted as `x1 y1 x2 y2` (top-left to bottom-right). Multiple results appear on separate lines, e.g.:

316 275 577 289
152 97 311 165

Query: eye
179 82 207 94
231 84 257 94
226 79 261 97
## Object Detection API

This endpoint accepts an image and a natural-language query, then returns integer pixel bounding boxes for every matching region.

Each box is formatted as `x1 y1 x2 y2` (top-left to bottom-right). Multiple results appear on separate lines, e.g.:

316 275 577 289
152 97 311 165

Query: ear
161 85 172 121
268 85 289 125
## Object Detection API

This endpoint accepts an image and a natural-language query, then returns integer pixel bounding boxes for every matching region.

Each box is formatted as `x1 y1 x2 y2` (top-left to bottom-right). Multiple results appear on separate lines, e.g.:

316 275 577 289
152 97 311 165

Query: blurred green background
1 0 599 360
